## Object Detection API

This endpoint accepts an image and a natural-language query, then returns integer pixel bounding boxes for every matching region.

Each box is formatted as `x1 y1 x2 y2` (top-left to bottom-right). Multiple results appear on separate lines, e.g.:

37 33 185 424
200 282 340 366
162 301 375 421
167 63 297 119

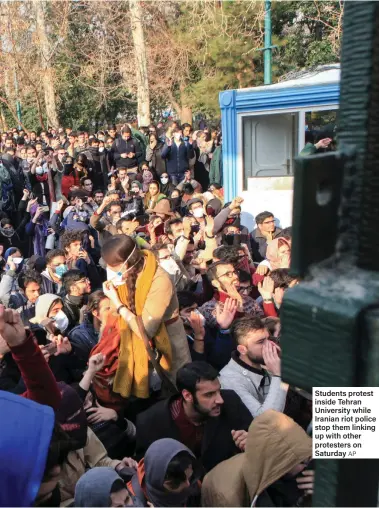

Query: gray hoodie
74 467 142 507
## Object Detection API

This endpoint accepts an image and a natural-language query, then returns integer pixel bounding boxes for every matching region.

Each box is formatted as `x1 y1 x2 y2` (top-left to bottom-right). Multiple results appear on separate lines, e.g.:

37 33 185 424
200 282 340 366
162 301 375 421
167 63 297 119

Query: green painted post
281 2 379 506
264 0 272 85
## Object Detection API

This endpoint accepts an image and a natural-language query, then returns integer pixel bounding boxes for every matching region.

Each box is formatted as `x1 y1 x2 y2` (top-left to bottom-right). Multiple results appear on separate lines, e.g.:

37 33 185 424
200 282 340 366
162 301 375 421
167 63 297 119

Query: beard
247 351 264 365
193 393 220 419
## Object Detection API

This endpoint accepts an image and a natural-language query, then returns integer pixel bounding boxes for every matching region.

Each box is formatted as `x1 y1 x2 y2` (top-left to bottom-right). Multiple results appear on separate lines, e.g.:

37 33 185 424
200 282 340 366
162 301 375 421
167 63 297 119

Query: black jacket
82 147 109 191
135 391 253 472
111 138 142 169
250 227 282 262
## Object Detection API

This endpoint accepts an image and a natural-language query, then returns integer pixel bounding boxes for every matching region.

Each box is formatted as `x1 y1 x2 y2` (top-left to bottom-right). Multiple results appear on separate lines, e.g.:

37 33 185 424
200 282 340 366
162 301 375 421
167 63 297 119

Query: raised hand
0 305 26 347
188 311 206 340
258 275 274 300
262 340 281 376
216 298 238 330
88 353 105 374
256 264 269 276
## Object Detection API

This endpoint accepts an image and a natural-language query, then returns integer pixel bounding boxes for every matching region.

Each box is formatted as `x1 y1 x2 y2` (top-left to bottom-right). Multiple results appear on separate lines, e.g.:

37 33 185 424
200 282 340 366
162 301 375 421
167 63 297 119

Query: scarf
30 203 49 257
92 250 172 401
266 238 291 270
142 171 154 192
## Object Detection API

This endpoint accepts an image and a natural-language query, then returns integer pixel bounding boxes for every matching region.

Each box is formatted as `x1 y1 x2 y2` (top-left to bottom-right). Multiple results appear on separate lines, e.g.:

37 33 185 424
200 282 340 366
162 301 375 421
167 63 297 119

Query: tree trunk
180 106 193 125
33 0 59 128
129 0 150 126
0 108 7 131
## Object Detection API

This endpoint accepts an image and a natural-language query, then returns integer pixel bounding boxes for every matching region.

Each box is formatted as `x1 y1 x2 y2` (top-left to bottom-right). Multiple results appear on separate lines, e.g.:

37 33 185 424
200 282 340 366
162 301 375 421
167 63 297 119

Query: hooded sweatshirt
201 410 312 507
129 438 200 507
0 391 54 507
74 467 140 507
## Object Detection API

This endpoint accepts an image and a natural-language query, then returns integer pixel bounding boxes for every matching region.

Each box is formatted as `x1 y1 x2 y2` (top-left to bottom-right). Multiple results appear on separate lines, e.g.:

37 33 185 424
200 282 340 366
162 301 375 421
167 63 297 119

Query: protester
250 211 282 262
219 316 288 417
129 438 201 507
201 411 313 507
75 467 138 507
136 361 253 472
0 122 314 508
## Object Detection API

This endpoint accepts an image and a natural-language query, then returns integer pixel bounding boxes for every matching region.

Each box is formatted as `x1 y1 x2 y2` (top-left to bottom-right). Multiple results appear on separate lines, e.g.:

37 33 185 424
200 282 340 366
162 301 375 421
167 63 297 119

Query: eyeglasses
218 270 237 279
263 219 275 225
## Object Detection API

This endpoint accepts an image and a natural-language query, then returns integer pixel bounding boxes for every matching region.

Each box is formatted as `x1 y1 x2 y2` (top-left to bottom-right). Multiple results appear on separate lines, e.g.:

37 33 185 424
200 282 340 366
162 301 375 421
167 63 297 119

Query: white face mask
160 177 169 185
160 257 180 276
98 147 105 153
52 310 69 333
36 166 44 175
193 208 204 218
106 246 137 286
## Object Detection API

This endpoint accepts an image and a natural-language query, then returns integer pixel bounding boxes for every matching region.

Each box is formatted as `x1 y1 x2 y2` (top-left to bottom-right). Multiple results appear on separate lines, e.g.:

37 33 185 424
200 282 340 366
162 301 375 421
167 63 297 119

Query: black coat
82 147 109 191
111 138 142 169
135 390 253 472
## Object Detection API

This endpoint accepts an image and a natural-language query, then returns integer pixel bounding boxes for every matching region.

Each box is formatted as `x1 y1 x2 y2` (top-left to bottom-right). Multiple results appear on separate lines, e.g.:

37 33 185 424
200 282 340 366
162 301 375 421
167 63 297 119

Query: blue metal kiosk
219 64 340 227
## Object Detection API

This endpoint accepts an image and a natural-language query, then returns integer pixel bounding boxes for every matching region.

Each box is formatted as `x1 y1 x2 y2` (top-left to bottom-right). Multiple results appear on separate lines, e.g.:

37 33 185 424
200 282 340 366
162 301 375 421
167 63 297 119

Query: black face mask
64 163 74 172
223 234 242 246
171 197 181 208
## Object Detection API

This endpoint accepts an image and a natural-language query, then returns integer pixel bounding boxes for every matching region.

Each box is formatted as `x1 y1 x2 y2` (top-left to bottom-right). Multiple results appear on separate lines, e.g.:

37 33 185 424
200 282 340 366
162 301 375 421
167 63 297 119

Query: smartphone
41 206 50 213
191 224 200 234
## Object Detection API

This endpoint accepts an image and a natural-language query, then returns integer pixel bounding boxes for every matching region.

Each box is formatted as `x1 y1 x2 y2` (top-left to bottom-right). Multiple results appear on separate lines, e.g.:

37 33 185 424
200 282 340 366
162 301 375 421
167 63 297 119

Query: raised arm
0 306 61 410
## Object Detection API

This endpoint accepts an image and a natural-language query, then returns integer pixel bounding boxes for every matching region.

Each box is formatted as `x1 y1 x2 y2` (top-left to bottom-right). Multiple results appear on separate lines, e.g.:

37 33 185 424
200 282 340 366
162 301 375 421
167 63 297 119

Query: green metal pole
13 70 22 128
264 0 272 85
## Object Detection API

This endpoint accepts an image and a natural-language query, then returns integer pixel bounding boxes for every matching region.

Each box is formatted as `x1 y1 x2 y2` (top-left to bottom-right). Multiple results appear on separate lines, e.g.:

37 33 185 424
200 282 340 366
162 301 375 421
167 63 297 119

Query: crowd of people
0 121 314 507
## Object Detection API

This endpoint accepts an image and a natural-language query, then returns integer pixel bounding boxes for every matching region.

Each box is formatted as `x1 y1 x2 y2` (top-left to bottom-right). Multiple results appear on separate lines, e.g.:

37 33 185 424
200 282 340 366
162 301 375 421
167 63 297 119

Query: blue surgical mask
55 264 68 279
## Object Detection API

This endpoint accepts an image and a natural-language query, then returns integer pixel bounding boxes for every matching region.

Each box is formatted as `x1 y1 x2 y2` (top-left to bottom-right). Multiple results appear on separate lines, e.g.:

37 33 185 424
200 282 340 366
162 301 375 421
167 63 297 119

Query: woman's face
142 165 149 173
131 184 140 194
48 300 63 318
161 173 169 180
171 190 180 199
152 217 163 229
149 183 159 196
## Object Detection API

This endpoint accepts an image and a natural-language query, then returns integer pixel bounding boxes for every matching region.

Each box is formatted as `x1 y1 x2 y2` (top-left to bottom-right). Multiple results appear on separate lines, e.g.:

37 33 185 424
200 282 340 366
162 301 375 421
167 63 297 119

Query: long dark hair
86 290 107 324
101 235 144 313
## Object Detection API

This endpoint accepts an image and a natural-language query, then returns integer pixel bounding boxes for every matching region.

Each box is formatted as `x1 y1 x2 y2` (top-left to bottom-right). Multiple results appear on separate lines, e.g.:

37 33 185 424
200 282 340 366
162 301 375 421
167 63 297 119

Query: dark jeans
169 173 185 186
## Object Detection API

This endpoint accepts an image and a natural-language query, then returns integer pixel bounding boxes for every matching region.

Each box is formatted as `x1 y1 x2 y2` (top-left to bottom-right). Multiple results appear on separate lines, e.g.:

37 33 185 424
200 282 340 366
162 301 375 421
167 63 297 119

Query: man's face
239 328 270 365
183 243 195 265
72 276 91 296
25 282 41 304
48 255 66 275
183 126 191 137
109 129 116 138
258 215 276 234
94 192 104 205
78 134 85 144
20 148 27 159
108 205 122 222
170 221 184 239
69 135 76 144
82 179 93 192
57 148 66 161
30 132 37 141
5 139 13 148
27 148 37 160
67 240 81 258
179 303 197 323
214 263 240 291
51 139 60 149
238 281 253 297
122 132 131 141
158 248 171 263
36 143 42 152
184 379 224 418
118 169 127 181
91 141 99 148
